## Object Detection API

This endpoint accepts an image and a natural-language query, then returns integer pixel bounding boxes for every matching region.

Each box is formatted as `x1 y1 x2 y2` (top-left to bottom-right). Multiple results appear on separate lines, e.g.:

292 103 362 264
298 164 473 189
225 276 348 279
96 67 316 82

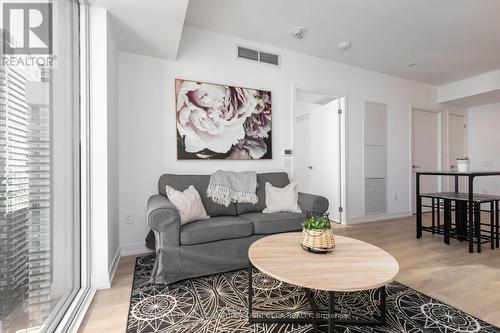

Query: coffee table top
248 232 399 292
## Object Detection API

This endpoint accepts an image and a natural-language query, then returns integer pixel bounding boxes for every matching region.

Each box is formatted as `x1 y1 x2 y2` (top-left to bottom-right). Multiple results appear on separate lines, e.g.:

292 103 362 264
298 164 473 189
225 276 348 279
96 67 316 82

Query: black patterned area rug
126 255 499 333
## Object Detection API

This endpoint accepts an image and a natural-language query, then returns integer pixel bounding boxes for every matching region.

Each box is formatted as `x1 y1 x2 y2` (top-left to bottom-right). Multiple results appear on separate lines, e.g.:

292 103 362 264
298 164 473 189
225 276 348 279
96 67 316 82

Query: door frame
291 85 348 224
408 105 443 213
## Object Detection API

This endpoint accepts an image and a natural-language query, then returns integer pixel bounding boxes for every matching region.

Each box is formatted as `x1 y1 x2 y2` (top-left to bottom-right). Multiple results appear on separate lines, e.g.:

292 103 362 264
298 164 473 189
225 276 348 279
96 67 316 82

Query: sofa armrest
147 194 180 247
147 194 182 284
298 192 329 215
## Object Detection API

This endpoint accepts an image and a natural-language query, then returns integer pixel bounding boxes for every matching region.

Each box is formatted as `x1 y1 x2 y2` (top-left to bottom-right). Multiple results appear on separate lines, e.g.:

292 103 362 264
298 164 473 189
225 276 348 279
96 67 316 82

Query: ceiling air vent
238 46 259 61
259 51 279 66
237 46 280 67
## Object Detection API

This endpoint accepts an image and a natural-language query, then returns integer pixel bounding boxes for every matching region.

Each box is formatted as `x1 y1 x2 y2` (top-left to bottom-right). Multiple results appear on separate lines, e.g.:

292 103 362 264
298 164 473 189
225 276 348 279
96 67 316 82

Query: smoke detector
338 41 351 51
290 27 307 40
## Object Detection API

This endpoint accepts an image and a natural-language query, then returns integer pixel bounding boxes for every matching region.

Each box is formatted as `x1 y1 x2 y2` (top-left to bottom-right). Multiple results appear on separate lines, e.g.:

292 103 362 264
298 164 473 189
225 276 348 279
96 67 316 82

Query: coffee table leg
248 268 386 330
379 286 386 325
248 261 253 321
305 289 319 332
329 291 336 333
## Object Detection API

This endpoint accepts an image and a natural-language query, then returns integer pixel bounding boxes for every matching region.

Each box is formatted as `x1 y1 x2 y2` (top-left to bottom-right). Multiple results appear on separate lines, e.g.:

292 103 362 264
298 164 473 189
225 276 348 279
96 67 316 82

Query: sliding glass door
0 0 84 331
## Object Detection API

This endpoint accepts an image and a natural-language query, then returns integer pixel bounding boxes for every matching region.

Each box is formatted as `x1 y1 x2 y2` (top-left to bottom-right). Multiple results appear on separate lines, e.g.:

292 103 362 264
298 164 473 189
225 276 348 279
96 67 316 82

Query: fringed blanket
207 170 258 207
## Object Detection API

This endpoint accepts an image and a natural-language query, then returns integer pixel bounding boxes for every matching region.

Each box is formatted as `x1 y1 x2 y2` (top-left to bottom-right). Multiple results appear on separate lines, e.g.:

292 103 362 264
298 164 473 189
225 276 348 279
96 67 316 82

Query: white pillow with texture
165 185 210 225
263 182 302 213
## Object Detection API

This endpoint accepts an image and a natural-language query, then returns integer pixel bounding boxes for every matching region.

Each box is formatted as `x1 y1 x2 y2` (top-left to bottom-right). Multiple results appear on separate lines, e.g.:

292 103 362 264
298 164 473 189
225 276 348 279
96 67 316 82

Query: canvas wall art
175 79 272 160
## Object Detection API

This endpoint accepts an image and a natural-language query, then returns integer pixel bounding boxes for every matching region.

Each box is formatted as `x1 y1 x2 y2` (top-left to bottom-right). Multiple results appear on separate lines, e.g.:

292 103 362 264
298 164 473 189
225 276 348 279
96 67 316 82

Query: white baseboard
108 247 121 286
347 211 412 224
121 242 154 256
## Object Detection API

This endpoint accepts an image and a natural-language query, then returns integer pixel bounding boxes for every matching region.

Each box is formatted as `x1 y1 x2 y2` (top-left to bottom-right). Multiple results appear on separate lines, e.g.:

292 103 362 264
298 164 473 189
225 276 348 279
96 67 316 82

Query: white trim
56 287 96 333
121 243 155 256
340 96 349 225
108 247 121 285
52 2 93 332
347 211 412 224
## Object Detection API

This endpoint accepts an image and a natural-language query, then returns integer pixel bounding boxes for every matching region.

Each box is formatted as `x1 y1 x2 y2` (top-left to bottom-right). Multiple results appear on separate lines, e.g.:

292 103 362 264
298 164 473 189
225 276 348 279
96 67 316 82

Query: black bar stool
427 194 500 252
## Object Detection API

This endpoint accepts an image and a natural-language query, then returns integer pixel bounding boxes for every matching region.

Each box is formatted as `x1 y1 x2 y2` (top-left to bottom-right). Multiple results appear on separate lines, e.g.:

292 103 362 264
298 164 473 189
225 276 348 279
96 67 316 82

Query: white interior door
294 98 340 221
448 114 467 191
310 100 340 221
294 114 312 193
412 108 440 213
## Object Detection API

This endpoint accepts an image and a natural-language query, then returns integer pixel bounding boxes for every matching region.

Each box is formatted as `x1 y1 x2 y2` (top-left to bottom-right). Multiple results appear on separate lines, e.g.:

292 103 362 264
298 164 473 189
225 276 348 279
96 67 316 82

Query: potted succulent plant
456 157 470 173
300 213 335 253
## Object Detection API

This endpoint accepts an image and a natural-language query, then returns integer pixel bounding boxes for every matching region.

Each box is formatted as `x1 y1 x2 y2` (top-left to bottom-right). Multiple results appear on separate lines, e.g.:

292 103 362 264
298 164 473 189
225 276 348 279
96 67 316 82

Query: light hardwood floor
79 215 500 332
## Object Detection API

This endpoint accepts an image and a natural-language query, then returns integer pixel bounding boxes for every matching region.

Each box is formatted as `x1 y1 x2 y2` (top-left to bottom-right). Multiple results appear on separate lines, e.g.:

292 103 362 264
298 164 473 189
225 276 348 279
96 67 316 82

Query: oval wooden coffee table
247 232 399 333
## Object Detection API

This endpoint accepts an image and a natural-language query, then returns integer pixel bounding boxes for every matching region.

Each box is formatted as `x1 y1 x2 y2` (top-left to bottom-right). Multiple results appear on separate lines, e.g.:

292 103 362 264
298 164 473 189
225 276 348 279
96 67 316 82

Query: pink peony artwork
175 79 272 160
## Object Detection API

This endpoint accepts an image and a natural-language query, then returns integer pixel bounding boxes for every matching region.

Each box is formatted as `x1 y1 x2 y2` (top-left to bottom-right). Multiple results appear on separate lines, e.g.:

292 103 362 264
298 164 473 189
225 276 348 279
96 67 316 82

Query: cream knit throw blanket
207 170 258 207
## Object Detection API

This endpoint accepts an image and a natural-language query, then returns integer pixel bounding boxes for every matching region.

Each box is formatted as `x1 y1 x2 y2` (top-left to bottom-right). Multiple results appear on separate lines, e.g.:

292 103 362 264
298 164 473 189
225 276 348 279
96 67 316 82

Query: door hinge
338 206 343 213
338 109 342 115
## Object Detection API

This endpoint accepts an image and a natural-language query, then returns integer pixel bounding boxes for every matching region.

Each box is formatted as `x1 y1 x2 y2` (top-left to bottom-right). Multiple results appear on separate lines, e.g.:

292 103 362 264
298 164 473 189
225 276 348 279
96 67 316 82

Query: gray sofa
147 172 329 285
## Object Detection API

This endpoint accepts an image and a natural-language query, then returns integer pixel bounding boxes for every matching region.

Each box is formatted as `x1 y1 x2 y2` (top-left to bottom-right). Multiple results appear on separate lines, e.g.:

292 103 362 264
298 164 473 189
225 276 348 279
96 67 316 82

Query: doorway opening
292 87 347 223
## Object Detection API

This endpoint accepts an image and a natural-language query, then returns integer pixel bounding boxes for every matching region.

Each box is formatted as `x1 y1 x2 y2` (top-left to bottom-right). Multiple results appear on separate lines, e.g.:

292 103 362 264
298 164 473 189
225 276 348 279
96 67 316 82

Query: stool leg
475 202 481 253
491 202 495 250
432 198 435 234
437 198 441 231
444 200 451 245
468 201 474 253
496 201 499 248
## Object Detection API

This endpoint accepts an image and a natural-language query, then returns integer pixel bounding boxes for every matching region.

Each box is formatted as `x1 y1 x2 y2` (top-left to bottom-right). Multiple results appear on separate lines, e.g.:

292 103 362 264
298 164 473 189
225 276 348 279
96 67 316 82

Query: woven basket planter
300 227 335 254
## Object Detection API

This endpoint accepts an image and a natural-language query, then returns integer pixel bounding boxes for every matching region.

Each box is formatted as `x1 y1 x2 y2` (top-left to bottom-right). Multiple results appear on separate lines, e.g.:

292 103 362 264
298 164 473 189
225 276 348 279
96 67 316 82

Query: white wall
118 25 442 250
466 102 500 195
89 6 119 288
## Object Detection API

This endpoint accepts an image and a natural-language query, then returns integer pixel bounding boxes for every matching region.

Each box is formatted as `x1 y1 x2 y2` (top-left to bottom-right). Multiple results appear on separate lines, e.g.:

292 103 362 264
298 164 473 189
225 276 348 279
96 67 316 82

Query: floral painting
175 79 272 160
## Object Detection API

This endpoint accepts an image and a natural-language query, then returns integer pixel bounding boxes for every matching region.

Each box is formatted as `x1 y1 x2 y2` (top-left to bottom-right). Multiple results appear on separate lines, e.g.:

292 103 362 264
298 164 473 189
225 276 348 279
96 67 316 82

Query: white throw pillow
263 182 302 213
165 185 210 225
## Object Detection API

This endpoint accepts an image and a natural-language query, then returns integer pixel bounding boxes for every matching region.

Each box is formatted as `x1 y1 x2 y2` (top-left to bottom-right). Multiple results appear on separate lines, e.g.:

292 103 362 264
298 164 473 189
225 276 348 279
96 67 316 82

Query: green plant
303 215 331 230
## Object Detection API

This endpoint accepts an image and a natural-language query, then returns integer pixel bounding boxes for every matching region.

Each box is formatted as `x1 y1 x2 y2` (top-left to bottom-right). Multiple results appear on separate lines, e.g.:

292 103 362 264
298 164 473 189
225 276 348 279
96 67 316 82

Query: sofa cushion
180 216 253 245
263 182 301 213
165 185 209 224
236 172 290 215
239 212 306 235
159 174 237 216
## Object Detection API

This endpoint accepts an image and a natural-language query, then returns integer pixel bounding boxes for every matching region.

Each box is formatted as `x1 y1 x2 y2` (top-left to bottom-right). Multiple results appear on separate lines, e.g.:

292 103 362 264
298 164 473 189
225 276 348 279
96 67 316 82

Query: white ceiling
185 0 500 85
89 0 188 60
